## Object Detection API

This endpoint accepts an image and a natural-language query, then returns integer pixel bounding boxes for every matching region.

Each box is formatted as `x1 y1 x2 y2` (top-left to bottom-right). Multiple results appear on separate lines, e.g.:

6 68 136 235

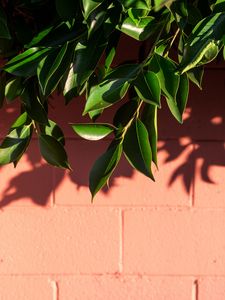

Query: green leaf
113 99 139 128
5 78 23 102
11 112 29 128
0 7 11 39
180 13 225 73
123 119 154 179
149 54 181 122
63 64 79 102
176 73 189 116
187 66 204 89
40 120 65 145
149 54 180 100
119 0 151 9
89 141 122 199
38 134 71 169
118 16 155 41
141 104 158 166
0 124 32 165
213 0 225 13
84 64 140 113
82 0 102 19
4 47 52 77
71 123 114 141
73 31 107 86
154 0 176 11
38 42 74 96
21 84 48 124
134 71 161 106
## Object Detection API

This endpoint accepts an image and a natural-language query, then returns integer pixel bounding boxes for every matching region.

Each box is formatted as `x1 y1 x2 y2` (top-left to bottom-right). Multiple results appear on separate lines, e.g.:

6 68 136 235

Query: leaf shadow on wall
0 68 224 207
158 67 225 194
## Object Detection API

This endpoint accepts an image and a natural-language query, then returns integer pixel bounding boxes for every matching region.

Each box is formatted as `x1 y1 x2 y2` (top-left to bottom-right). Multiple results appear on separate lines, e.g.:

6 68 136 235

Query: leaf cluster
0 0 225 199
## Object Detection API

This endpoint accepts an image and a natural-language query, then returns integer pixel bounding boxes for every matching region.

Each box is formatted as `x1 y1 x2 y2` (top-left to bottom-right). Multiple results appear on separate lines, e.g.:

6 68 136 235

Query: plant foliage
0 0 225 199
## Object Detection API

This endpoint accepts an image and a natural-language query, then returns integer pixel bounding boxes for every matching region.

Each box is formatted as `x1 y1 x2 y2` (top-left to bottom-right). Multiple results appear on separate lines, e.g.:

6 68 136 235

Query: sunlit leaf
71 123 114 140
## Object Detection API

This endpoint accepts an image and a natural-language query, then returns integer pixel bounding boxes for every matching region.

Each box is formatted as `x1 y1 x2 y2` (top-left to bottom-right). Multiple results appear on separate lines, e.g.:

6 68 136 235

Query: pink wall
0 50 225 298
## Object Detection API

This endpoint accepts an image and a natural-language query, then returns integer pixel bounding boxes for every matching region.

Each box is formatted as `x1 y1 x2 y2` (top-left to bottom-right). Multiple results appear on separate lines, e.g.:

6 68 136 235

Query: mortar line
192 279 199 300
50 280 59 300
118 209 124 274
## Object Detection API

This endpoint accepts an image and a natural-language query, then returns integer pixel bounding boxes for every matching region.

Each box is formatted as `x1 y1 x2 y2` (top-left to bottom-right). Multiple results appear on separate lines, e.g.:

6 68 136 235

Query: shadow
0 40 224 207
158 67 225 193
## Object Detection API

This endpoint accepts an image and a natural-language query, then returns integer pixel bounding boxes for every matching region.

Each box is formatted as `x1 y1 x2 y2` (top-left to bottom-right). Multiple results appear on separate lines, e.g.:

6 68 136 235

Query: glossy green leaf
38 42 74 96
134 71 161 106
82 0 102 19
84 64 140 113
118 16 155 41
40 120 65 145
123 119 154 179
154 0 176 11
0 8 11 39
11 112 29 129
180 13 225 73
21 85 48 124
113 99 139 128
63 64 79 102
149 54 181 122
39 134 71 169
149 54 180 101
71 123 114 141
176 73 189 117
141 104 158 166
73 31 107 86
4 47 52 77
187 66 204 89
213 0 225 13
119 0 151 9
89 141 122 199
5 78 23 102
0 124 32 165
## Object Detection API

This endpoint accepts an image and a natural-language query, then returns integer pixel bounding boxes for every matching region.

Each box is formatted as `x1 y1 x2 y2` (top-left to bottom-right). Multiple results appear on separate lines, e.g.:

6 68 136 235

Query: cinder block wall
0 44 225 299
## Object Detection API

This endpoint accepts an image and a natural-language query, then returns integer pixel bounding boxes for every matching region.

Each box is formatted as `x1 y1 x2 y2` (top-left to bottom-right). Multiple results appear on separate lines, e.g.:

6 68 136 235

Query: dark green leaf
134 71 161 106
0 124 32 165
180 13 225 73
73 31 107 86
21 85 48 124
4 47 52 77
5 77 23 102
71 123 114 140
0 8 11 39
119 0 151 9
213 0 225 13
176 73 189 116
38 134 71 169
141 104 158 166
38 42 74 96
118 16 155 41
82 0 102 19
63 64 79 102
187 66 204 89
89 141 122 199
84 64 140 113
40 120 65 145
123 119 154 179
149 54 180 100
113 99 139 128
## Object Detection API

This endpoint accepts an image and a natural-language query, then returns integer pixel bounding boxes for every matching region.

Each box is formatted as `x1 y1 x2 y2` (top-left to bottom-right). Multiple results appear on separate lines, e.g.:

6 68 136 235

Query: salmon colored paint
0 65 225 299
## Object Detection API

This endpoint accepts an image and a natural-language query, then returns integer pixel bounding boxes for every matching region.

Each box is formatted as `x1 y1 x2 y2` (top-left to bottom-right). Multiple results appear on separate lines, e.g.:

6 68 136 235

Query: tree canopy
0 0 225 199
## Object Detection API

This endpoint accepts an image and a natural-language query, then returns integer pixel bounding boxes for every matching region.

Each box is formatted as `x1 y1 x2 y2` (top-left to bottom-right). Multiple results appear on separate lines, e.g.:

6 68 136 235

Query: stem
120 100 143 140
164 28 180 57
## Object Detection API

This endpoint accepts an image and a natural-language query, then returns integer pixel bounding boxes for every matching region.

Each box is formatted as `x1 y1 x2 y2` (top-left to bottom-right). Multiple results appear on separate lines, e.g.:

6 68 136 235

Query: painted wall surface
0 40 225 299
